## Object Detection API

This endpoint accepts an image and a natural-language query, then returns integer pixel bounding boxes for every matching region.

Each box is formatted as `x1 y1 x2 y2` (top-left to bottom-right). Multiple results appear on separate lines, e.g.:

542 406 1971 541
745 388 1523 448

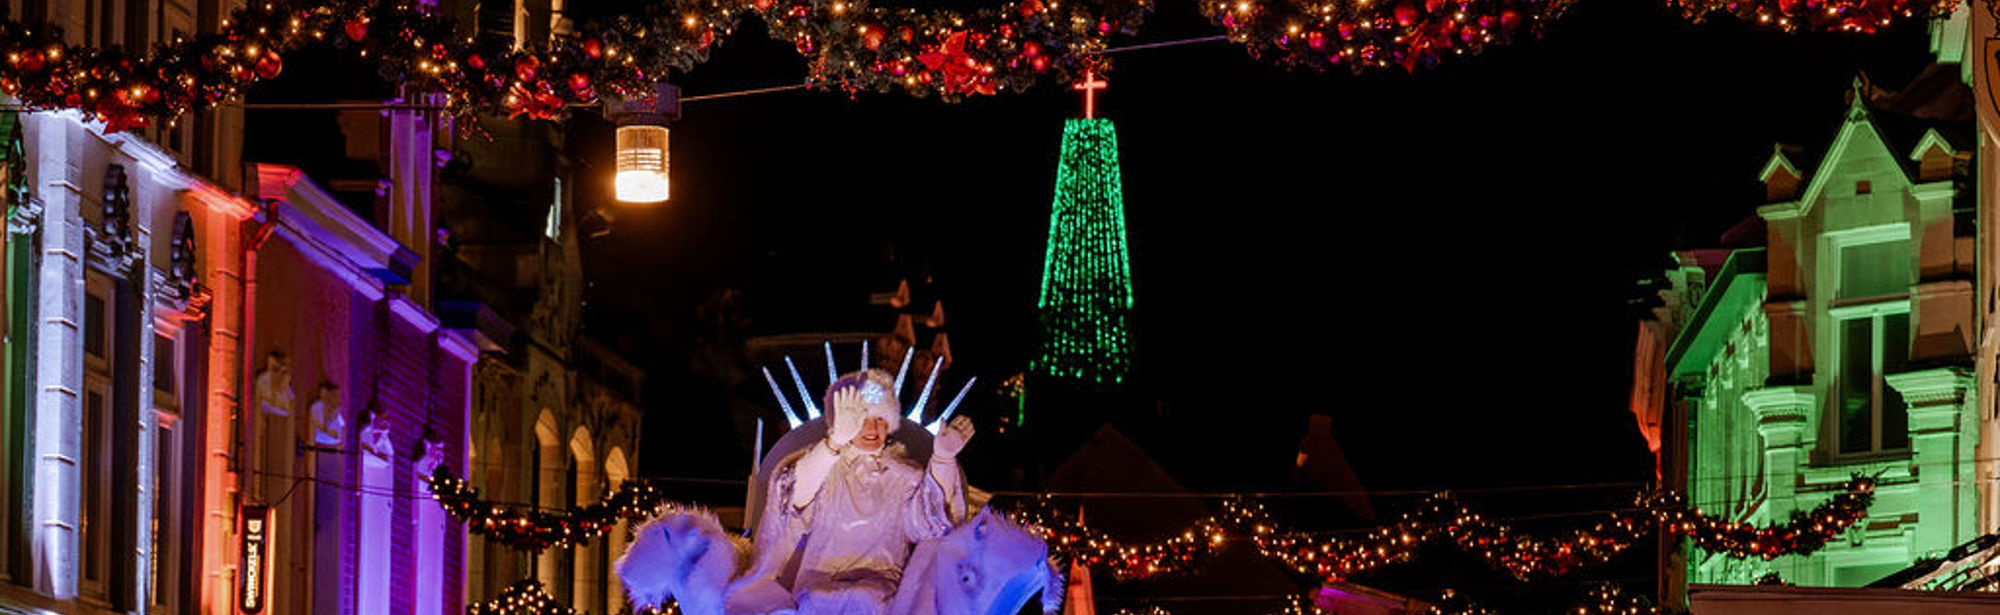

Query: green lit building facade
1657 89 1980 595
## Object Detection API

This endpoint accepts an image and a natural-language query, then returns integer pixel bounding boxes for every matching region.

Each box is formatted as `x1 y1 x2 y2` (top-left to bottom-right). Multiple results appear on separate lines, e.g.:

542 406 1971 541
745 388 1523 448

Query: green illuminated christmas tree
1033 117 1133 384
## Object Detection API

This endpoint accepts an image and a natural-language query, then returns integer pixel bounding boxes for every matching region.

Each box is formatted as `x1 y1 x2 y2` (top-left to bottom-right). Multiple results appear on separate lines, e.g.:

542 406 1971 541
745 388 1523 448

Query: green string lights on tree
1034 116 1135 384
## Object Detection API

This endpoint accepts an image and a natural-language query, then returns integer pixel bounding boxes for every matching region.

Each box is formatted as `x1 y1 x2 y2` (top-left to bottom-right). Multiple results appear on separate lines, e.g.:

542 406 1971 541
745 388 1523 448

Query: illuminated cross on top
1074 70 1107 119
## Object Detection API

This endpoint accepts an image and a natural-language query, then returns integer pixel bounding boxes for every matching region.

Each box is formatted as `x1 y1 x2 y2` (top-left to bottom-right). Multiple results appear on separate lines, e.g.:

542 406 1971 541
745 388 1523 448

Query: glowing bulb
615 125 670 203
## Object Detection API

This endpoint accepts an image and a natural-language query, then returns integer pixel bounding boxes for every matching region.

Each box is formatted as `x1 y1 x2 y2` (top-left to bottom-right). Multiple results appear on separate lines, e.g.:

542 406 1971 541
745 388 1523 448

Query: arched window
568 427 598 614
357 415 394 615
533 411 562 597
603 447 630 612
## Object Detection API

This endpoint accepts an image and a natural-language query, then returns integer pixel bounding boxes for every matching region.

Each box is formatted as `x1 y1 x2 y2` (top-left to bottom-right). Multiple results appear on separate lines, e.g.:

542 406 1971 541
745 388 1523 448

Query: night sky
566 0 1937 493
250 0 1947 607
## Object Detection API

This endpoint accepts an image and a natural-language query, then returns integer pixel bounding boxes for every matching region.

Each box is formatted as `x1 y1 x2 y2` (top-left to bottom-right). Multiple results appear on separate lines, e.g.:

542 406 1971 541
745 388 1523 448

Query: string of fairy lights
0 0 1963 130
428 464 1873 615
1007 476 1875 582
1109 585 1667 615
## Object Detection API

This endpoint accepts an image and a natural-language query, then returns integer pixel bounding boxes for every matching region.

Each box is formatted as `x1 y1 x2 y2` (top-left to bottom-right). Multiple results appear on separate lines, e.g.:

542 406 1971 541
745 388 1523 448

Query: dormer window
1838 239 1908 301
1855 180 1872 195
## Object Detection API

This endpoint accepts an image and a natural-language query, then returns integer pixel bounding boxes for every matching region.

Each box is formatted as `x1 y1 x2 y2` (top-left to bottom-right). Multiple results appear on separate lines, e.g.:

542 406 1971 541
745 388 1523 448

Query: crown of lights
760 340 976 436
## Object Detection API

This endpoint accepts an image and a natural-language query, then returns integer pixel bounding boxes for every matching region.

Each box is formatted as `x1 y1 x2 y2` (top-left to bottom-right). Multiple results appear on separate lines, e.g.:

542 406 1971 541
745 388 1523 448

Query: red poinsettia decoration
917 31 994 96
505 82 568 120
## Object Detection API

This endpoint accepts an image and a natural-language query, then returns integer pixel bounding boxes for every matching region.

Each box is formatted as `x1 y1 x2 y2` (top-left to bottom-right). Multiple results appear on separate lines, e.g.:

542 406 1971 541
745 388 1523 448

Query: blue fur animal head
910 508 1059 615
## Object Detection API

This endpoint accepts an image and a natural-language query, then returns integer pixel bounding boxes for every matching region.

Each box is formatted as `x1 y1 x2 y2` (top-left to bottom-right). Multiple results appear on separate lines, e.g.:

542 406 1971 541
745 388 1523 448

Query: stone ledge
1886 366 1973 407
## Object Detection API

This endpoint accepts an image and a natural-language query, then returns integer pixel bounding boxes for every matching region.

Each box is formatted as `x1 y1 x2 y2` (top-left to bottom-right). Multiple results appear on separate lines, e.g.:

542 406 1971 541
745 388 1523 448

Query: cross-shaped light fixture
1074 69 1107 119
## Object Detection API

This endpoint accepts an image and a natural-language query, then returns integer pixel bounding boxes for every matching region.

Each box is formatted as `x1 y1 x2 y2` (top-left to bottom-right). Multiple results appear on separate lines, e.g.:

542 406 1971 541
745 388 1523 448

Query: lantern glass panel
615 125 669 203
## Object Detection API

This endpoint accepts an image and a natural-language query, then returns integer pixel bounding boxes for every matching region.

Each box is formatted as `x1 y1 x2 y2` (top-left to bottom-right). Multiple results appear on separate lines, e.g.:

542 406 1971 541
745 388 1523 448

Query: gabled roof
1759 69 1973 217
1758 94 1898 220
1757 145 1802 184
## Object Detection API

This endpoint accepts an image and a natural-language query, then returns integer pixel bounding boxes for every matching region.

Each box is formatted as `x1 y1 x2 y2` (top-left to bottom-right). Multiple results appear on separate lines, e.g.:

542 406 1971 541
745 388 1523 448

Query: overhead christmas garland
1200 0 1573 72
468 579 690 615
1020 504 1228 580
3 0 1952 130
1419 584 1670 615
0 0 672 130
1667 0 1960 33
1234 476 1874 581
1105 584 1669 615
0 0 1146 130
1112 595 1319 615
1015 476 1874 582
427 467 676 552
428 464 1871 585
468 580 583 615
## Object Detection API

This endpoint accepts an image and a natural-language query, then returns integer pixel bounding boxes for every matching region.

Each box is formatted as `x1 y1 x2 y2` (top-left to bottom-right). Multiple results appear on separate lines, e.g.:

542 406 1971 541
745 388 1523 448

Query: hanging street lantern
607 82 681 203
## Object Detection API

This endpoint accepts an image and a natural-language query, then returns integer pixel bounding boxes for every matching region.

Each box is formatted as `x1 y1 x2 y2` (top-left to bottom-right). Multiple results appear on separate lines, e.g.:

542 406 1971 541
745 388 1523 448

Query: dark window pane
1883 314 1910 450
152 425 169 605
82 391 102 582
1841 242 1909 300
84 294 105 358
1840 318 1873 454
153 335 174 395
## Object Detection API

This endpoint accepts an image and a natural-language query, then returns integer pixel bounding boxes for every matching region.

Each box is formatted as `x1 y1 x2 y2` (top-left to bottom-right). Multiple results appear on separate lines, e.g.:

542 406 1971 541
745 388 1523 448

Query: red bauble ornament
1425 0 1445 13
754 0 774 10
1499 9 1521 30
1021 40 1043 57
568 72 593 97
1337 21 1356 38
1096 20 1112 34
899 26 914 43
999 24 1015 38
1019 0 1044 17
581 38 604 59
1031 56 1049 71
1394 3 1420 27
467 53 486 69
1306 31 1326 50
513 56 540 82
700 29 717 48
862 27 886 50
254 51 283 79
16 48 46 73
345 17 370 42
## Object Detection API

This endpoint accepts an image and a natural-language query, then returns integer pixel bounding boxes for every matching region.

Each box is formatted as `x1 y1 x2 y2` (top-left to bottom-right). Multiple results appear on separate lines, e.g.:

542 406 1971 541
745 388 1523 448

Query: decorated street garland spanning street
1111 584 1667 615
0 0 1147 131
430 467 1866 615
1668 0 1961 33
428 465 1875 581
1009 476 1875 581
1200 0 1571 72
467 580 586 615
467 579 689 615
427 467 676 551
1 0 1961 131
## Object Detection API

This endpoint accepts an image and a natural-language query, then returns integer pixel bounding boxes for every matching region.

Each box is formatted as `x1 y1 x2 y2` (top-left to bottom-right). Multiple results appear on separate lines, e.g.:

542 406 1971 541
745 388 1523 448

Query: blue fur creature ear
677 531 711 585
